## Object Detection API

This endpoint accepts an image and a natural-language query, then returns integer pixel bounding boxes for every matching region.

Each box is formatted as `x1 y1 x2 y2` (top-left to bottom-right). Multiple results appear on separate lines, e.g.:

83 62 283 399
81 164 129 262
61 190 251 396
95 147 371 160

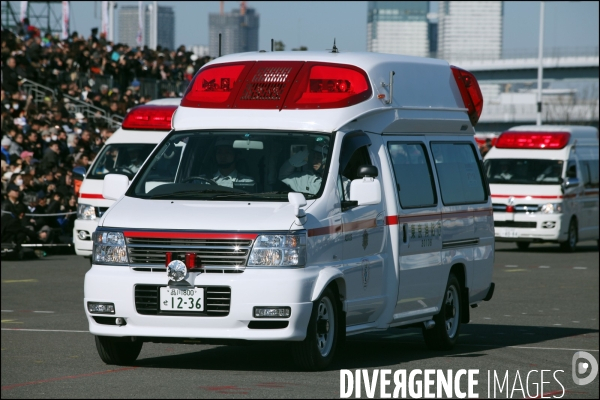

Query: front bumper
73 219 98 256
84 265 317 341
493 212 566 242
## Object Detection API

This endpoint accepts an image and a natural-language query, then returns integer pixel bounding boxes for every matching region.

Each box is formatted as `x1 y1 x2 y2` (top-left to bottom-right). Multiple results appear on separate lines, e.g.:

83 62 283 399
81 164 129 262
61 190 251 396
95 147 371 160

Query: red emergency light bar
121 104 178 130
496 131 571 149
180 61 372 110
451 66 483 126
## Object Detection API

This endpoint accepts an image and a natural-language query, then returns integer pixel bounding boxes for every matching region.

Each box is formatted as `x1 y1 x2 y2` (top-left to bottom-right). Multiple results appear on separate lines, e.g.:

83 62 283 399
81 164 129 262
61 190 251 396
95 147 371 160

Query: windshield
88 143 156 180
484 159 564 185
128 130 333 201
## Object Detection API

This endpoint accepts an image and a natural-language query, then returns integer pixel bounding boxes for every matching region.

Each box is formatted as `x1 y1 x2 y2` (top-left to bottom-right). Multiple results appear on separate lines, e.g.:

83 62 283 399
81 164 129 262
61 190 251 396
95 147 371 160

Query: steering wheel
112 166 135 176
181 176 218 185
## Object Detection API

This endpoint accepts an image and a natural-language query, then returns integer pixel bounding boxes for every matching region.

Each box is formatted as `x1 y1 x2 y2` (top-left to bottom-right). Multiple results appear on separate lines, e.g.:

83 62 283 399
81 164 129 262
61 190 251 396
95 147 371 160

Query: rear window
431 142 487 205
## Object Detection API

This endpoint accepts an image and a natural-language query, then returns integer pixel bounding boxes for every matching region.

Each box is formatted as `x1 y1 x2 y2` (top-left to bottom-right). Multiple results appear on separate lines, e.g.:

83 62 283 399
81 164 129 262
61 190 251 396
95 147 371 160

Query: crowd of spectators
1 20 208 257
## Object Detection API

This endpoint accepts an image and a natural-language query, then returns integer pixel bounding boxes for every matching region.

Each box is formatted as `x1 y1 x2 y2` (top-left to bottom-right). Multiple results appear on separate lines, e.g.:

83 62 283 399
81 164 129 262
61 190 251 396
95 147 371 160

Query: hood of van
100 195 299 232
489 184 563 204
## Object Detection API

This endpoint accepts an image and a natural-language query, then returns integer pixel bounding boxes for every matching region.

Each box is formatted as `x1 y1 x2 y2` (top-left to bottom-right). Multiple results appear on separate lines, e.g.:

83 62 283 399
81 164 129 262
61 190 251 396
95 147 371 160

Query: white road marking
573 266 587 270
572 321 580 323
1 310 14 312
32 311 55 314
505 265 518 268
483 317 491 320
554 323 562 326
539 266 550 268
1 328 88 333
510 346 599 352
503 315 511 317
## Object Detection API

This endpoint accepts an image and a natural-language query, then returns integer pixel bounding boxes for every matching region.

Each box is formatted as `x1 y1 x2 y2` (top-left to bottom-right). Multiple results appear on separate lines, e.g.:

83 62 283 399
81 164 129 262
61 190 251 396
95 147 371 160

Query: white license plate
160 287 204 311
497 229 519 238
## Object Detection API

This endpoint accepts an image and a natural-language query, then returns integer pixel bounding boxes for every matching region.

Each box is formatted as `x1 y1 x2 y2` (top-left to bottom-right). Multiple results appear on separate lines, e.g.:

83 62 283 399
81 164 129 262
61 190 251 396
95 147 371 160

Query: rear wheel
560 219 577 252
292 287 339 371
95 336 143 365
423 274 462 350
516 242 530 251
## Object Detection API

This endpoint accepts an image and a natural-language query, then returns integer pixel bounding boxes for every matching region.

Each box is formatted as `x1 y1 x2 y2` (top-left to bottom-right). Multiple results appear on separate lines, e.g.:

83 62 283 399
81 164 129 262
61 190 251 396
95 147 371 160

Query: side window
578 161 590 186
587 160 599 188
430 142 487 205
338 146 371 201
387 142 437 209
566 161 577 179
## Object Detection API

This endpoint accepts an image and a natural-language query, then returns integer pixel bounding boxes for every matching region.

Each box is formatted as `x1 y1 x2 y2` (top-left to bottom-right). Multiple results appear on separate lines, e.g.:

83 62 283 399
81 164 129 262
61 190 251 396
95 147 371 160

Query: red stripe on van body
123 231 258 240
79 193 105 199
491 194 563 199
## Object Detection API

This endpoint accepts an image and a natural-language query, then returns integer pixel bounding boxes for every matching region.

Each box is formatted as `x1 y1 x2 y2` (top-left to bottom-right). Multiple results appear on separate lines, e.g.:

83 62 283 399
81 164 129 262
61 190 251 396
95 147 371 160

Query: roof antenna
218 33 222 57
330 38 339 53
271 38 274 52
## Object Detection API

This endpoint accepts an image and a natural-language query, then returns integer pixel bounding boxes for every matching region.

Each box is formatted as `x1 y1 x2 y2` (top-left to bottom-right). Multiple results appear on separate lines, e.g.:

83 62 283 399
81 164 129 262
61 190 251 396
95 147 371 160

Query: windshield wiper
150 189 234 199
210 191 294 200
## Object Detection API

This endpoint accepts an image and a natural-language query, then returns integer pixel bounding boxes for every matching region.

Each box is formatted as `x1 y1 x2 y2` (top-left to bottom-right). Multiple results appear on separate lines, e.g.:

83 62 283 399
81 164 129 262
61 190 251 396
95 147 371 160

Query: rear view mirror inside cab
233 140 263 150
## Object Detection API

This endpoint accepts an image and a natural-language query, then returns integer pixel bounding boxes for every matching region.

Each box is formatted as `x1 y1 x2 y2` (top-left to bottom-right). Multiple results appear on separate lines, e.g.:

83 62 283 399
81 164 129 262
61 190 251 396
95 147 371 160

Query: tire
423 274 462 351
95 336 143 365
560 219 577 252
292 287 340 371
516 242 530 251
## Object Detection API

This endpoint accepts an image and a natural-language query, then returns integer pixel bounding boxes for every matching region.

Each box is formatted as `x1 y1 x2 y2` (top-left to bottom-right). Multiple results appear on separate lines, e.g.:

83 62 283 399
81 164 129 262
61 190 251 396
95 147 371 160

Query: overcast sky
29 1 600 53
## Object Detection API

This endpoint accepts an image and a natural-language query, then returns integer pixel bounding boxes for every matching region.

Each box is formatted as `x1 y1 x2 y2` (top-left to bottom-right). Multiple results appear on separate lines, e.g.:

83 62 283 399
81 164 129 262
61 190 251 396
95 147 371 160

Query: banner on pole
61 1 70 40
137 1 144 47
101 1 109 38
20 1 28 23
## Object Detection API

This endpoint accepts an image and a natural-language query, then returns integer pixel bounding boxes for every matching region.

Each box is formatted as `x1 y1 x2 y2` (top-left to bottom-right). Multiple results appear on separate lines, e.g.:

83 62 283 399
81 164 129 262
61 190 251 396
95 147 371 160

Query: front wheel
560 219 577 252
292 287 340 371
95 336 143 365
423 274 462 350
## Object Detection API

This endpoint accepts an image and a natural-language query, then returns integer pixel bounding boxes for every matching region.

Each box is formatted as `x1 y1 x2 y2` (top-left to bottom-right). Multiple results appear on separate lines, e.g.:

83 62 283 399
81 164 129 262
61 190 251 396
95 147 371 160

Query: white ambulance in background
74 99 180 258
84 51 495 370
484 125 599 251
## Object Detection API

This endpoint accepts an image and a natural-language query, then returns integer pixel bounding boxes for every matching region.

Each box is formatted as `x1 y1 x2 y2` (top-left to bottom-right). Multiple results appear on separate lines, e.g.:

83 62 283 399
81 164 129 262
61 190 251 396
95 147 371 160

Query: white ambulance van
484 125 599 251
74 99 180 258
84 51 495 370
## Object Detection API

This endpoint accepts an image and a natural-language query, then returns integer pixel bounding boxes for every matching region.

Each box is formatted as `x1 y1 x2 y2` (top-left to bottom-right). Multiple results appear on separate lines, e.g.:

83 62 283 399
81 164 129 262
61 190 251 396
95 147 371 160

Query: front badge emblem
167 260 187 282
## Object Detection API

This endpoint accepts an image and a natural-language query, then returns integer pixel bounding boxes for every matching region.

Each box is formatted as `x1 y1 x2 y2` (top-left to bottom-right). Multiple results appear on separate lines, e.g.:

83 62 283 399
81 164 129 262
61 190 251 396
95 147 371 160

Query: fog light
253 307 291 318
542 221 556 229
87 302 115 314
78 230 91 240
115 317 126 326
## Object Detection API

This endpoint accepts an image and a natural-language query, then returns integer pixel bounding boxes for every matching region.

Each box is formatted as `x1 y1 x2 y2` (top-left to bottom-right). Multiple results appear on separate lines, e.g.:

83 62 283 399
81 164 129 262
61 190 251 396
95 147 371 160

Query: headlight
77 204 96 220
541 203 562 214
248 234 306 267
92 231 128 264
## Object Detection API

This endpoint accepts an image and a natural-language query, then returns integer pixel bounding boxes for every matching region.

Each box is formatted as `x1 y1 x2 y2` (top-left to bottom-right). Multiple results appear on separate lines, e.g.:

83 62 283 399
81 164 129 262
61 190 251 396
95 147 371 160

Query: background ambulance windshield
484 159 564 185
130 131 332 200
88 143 156 180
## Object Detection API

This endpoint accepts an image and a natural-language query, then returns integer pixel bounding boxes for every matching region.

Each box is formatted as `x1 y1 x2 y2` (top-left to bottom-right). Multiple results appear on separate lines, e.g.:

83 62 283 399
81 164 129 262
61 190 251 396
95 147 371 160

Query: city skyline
58 2 598 55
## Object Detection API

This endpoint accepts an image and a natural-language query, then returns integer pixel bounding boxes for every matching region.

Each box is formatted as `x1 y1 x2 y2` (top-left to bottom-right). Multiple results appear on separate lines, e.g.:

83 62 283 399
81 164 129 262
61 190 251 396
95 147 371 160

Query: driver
278 141 328 195
212 139 254 188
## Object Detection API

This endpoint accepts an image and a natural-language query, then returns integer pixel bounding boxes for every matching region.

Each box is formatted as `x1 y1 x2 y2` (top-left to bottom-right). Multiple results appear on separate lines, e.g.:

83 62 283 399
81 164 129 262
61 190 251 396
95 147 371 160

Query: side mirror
563 177 580 189
349 176 381 206
103 174 130 200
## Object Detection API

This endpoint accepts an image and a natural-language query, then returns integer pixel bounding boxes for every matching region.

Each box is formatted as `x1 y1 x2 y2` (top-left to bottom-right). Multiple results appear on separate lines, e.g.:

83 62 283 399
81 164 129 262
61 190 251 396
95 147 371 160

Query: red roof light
496 131 571 149
122 104 178 130
180 61 372 110
451 65 483 126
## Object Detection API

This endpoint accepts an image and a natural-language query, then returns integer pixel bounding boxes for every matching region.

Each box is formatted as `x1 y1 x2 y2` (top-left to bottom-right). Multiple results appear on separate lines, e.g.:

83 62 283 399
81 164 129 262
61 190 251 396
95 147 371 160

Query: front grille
494 221 537 228
127 237 253 271
134 285 231 316
492 204 541 213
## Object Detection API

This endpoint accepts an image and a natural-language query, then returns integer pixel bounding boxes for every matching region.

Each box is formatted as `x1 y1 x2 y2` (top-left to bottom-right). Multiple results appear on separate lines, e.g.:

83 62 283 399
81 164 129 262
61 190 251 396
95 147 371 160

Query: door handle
403 223 408 243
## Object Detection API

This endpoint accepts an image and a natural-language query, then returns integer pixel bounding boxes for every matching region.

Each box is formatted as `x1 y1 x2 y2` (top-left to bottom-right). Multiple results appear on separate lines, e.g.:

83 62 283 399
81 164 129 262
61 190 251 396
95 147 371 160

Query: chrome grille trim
126 237 254 271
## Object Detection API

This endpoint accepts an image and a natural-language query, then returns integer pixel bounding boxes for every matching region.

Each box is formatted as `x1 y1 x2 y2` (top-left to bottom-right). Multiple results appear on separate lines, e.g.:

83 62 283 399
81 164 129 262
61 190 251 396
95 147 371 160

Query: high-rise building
118 5 175 51
367 1 430 57
437 1 503 61
209 8 259 57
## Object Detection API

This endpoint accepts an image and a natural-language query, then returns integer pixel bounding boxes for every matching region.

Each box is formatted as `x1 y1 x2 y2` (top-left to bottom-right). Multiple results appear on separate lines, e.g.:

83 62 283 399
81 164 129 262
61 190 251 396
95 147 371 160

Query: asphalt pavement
2 241 598 398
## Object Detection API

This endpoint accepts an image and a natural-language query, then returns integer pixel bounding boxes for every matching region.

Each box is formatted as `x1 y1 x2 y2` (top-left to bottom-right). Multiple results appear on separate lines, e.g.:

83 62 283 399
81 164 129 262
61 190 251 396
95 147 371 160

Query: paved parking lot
2 241 598 398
